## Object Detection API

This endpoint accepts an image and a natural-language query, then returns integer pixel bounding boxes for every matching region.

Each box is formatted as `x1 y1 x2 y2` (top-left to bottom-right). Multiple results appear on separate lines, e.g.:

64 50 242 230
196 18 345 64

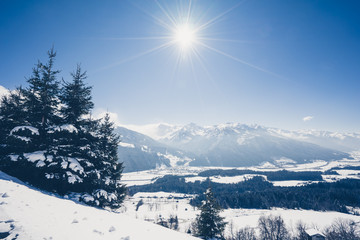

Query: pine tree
0 87 29 154
0 88 27 162
24 47 60 149
60 65 93 127
0 49 127 209
90 113 126 209
192 187 227 240
50 65 95 192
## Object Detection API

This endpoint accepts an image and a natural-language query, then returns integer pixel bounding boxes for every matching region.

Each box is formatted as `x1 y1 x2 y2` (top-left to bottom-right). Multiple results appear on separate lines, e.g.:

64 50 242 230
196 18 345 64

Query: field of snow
0 171 199 240
184 174 263 184
2 151 360 239
121 191 360 237
121 152 360 187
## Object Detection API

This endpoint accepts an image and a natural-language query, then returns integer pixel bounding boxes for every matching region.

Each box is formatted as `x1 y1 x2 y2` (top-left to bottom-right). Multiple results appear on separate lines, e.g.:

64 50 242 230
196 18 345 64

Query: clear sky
1 0 359 132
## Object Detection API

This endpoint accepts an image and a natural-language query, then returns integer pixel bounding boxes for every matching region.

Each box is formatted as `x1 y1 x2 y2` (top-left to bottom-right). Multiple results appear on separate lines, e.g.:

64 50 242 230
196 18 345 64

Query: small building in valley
305 229 325 240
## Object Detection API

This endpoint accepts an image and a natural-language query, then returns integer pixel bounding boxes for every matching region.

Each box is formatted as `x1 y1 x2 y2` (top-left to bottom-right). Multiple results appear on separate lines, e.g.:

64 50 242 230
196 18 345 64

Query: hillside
118 123 353 171
116 127 195 172
0 171 199 240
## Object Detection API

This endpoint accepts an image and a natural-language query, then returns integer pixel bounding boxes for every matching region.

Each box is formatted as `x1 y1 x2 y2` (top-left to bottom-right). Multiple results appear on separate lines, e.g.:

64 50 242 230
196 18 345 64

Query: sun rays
97 0 284 80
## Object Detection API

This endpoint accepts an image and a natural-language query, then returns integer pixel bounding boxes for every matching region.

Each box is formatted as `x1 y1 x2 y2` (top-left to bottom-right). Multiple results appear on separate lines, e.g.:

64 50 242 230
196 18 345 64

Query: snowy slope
126 122 360 152
270 128 360 152
118 123 354 171
0 171 199 240
116 127 195 172
155 123 350 167
117 123 360 171
122 191 360 238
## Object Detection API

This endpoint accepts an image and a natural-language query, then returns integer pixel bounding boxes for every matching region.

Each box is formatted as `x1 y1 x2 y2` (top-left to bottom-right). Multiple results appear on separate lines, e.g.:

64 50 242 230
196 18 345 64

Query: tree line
198 169 327 181
129 174 360 213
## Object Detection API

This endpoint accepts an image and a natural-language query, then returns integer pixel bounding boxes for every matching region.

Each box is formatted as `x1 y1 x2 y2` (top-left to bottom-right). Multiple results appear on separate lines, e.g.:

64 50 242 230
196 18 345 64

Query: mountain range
117 123 360 172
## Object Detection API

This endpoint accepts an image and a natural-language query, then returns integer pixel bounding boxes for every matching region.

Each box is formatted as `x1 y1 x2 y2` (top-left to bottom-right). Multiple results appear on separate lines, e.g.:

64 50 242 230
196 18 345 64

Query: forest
129 173 360 213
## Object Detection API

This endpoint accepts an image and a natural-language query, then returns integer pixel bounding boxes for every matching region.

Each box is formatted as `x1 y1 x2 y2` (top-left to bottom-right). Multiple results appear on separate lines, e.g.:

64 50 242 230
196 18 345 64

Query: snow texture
0 171 199 240
118 142 135 148
10 126 39 136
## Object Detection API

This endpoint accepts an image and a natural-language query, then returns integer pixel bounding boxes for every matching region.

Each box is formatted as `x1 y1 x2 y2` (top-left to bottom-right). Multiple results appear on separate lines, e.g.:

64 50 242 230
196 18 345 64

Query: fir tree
0 49 127 209
192 187 227 240
24 47 60 149
90 113 126 209
0 87 44 159
60 65 93 127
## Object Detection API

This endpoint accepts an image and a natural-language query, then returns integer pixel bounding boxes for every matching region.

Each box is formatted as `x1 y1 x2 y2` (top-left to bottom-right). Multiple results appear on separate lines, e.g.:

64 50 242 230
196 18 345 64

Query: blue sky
1 0 359 132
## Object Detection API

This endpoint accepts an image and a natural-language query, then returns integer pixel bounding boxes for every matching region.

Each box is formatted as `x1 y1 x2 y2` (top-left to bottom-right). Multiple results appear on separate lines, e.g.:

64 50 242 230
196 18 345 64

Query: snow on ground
121 167 204 187
271 180 316 187
121 153 360 187
0 171 199 240
118 142 135 148
184 175 263 184
223 208 360 236
121 191 199 233
121 170 164 186
121 191 360 238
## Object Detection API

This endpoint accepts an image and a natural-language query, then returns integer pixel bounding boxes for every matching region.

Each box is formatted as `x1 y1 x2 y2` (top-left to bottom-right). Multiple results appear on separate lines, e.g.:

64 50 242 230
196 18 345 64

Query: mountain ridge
116 123 358 172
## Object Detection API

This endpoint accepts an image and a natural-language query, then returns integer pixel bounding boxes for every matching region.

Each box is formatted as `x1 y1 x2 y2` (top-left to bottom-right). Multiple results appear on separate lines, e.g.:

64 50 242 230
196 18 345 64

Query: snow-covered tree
88 113 126 209
192 187 227 240
0 88 30 154
0 49 126 209
25 48 60 128
60 65 93 127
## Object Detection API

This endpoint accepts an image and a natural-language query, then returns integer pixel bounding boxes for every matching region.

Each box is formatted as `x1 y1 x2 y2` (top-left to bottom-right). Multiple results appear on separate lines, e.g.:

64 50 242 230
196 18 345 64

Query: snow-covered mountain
115 127 195 172
118 123 357 171
0 171 199 240
269 128 360 152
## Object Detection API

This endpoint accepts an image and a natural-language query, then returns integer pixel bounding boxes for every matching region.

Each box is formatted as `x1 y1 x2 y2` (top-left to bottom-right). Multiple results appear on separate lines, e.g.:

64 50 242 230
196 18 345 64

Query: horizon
1 0 359 132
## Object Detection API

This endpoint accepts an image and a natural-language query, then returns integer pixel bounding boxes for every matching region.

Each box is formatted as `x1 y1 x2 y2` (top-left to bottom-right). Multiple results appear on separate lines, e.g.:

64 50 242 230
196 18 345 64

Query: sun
104 1 280 79
173 24 197 51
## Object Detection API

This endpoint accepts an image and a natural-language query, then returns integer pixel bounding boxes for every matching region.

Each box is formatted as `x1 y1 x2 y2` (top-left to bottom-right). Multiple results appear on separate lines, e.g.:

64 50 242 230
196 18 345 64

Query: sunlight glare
174 24 196 50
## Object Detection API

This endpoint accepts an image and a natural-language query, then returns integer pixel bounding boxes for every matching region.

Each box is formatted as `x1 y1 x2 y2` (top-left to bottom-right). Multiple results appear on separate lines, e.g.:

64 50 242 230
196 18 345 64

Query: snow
12 136 31 142
49 124 78 133
306 228 325 237
223 208 360 236
121 152 360 186
185 176 207 183
68 157 84 174
60 124 78 133
157 153 192 167
10 126 39 136
272 180 314 187
35 160 46 168
141 145 150 152
66 171 83 184
61 160 68 169
0 171 199 240
24 151 46 163
120 170 163 186
9 155 18 161
185 175 262 184
0 85 10 99
118 142 135 148
121 190 360 238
